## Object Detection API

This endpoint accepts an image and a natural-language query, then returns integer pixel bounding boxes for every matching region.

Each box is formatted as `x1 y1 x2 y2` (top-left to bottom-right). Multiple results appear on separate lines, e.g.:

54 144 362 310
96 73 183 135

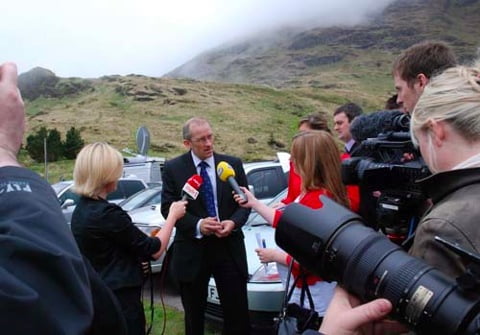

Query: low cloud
1 0 396 77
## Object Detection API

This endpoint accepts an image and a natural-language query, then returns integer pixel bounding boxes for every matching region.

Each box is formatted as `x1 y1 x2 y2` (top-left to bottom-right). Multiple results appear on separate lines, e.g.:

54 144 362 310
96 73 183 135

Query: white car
206 188 288 332
127 204 174 273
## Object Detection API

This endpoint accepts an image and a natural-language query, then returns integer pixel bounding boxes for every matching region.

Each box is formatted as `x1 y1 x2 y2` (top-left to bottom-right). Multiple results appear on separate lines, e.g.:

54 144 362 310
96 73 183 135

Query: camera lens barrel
276 198 480 334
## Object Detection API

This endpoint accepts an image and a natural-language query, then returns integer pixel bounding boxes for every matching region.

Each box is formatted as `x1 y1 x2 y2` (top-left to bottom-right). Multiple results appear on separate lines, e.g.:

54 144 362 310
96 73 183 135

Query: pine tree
63 127 84 159
26 127 48 162
47 128 63 162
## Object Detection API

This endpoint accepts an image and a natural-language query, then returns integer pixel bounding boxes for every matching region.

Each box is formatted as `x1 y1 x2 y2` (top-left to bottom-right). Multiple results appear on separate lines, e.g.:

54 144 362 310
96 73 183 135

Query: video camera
275 197 480 335
342 111 430 241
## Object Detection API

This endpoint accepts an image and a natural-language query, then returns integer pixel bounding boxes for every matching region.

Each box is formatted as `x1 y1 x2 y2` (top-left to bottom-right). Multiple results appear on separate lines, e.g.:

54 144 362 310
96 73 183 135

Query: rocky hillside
24 74 363 165
166 0 480 88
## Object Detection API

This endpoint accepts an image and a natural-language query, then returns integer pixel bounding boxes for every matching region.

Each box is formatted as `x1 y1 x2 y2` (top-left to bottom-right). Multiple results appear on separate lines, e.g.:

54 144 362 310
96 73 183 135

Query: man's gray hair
182 117 211 140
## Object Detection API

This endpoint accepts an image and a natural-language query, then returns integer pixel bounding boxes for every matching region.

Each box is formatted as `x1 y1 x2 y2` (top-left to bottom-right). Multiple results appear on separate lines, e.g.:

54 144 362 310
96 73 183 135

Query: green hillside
23 74 388 182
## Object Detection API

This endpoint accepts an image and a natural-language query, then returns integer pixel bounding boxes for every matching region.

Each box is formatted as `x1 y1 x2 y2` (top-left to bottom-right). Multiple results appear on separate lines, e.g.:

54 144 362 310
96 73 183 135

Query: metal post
44 137 48 182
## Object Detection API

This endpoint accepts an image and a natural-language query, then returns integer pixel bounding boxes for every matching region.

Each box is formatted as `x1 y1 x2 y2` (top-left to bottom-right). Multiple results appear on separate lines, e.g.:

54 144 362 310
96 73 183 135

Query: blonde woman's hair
73 142 123 198
291 130 349 207
411 59 480 145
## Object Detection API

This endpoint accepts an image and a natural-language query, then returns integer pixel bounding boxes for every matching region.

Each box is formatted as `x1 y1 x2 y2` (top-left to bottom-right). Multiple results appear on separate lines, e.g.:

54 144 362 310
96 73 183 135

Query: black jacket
0 166 126 335
161 152 251 282
71 196 161 290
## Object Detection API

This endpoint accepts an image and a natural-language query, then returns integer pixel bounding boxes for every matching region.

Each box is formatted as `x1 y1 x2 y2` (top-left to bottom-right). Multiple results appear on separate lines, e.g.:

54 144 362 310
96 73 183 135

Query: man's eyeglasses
190 134 214 144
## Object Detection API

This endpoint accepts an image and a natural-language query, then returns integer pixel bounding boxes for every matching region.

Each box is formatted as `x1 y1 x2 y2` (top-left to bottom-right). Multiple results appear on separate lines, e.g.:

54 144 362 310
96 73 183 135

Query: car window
121 188 161 211
52 182 71 195
107 180 146 201
247 167 286 200
122 180 146 197
106 187 124 201
58 188 81 205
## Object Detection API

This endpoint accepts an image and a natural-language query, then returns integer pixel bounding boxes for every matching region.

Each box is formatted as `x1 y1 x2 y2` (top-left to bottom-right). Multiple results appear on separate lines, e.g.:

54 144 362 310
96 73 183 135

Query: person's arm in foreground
0 62 24 167
316 287 408 335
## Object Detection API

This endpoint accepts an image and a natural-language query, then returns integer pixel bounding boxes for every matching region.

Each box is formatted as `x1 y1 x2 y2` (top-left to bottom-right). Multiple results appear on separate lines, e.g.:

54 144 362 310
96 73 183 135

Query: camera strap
283 260 315 310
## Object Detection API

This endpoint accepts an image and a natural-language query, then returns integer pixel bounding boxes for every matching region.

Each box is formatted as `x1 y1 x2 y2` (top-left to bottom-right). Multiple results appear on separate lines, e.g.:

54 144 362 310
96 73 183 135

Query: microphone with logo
181 174 203 201
216 161 248 204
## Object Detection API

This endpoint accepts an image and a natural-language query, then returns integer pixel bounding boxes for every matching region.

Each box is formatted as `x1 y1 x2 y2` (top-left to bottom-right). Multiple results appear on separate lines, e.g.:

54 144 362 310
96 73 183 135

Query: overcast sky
2 0 396 78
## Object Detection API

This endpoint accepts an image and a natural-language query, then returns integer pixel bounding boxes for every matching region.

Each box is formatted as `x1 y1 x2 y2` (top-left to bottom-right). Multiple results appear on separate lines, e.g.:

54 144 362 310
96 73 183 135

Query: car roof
243 160 282 171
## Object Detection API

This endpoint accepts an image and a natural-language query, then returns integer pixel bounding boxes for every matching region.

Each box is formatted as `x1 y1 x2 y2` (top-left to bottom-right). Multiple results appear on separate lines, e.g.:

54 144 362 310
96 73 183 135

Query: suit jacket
347 140 361 156
161 151 251 282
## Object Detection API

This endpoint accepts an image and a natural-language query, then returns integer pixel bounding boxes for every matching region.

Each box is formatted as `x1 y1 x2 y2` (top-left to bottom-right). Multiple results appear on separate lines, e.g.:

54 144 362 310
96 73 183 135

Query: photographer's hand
319 287 407 335
0 62 25 168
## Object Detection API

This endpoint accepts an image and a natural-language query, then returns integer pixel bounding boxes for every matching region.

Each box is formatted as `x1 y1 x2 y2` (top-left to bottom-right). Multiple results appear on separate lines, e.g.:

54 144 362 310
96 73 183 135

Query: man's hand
200 217 221 236
319 287 408 335
215 220 235 238
0 62 25 167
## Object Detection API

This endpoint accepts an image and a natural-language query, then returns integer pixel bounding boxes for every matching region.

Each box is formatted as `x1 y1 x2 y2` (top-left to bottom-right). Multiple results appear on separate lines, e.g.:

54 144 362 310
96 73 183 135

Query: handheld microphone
181 174 203 201
216 161 248 203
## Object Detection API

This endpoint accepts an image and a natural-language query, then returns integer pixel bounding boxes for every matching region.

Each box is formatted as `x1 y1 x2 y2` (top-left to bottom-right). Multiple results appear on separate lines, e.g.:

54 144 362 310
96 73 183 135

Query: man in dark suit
161 117 251 335
333 102 363 156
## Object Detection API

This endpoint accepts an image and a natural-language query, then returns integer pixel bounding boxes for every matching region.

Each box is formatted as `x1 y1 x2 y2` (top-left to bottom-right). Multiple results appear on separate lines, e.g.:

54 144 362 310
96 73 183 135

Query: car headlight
249 262 282 283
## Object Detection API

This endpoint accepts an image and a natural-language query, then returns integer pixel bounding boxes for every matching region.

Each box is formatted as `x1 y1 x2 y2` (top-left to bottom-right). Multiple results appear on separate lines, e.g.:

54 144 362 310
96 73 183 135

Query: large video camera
275 197 480 335
342 111 430 241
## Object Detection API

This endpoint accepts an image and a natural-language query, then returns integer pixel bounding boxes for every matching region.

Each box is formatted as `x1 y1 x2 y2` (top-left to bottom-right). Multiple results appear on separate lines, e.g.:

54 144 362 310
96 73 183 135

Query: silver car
128 204 173 274
206 188 288 331
52 178 148 223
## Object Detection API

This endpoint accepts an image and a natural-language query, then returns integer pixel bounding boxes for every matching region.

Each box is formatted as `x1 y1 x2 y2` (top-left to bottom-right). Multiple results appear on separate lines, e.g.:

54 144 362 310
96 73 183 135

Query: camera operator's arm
318 287 407 335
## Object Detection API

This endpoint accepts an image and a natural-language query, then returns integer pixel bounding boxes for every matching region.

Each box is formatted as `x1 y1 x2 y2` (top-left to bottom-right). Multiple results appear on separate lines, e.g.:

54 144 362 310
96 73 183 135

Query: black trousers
180 243 250 335
114 286 146 335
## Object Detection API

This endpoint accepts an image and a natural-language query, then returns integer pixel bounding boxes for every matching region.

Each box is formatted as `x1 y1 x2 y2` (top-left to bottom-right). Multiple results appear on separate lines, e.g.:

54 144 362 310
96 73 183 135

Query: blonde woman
235 130 349 322
408 60 480 279
71 142 187 335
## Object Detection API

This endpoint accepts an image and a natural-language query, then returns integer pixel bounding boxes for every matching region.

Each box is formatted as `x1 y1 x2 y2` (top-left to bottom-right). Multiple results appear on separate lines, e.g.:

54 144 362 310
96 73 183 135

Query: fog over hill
166 0 480 87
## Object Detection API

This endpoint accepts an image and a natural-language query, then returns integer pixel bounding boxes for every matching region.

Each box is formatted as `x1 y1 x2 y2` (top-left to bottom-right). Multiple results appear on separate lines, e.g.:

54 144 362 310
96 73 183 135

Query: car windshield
51 181 73 195
120 188 161 211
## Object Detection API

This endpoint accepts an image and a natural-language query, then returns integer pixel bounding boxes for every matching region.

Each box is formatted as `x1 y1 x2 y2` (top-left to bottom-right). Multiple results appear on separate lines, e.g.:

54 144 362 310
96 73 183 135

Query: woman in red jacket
278 113 360 212
235 130 349 321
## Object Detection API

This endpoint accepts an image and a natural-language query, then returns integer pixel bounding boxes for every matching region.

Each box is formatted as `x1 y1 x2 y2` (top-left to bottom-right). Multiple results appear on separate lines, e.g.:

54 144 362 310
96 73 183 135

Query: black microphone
181 174 203 201
350 110 406 143
216 161 248 204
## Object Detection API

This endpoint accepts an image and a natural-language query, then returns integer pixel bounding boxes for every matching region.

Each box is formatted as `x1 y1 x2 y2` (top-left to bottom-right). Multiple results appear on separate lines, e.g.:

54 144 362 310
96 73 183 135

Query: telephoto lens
275 196 480 335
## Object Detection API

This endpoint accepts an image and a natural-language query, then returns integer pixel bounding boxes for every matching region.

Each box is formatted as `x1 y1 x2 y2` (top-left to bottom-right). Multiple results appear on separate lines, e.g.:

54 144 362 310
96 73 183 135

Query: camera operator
346 41 458 233
393 40 457 114
305 60 480 335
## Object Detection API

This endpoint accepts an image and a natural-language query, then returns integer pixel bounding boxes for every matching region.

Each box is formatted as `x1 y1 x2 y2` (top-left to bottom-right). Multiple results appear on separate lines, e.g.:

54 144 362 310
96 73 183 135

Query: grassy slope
22 74 389 182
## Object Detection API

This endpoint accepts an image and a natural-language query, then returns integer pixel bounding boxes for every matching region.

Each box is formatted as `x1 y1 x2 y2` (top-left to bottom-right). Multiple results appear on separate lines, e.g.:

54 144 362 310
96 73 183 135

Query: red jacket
281 157 360 212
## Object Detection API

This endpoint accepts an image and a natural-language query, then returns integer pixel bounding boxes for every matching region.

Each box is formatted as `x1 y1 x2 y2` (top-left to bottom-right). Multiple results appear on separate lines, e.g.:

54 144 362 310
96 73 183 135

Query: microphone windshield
216 161 235 182
350 110 404 142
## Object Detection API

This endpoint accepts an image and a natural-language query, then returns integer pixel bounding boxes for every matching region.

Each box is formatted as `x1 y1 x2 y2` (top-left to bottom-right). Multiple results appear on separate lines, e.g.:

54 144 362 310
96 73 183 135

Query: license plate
208 285 220 303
